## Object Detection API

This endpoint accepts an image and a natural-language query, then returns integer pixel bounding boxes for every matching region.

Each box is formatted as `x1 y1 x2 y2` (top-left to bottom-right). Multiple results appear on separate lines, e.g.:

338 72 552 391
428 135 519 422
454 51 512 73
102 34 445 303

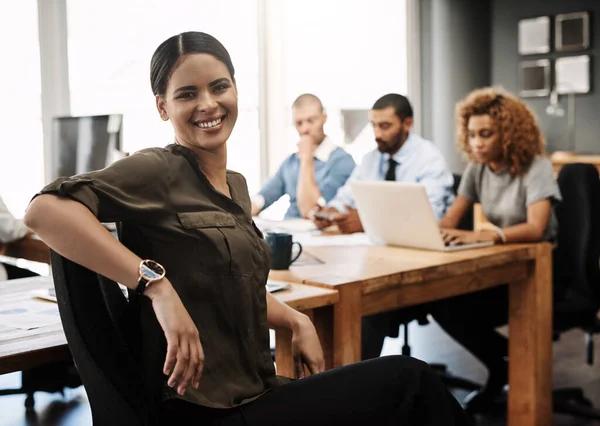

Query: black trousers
160 356 471 426
3 263 39 280
431 286 509 377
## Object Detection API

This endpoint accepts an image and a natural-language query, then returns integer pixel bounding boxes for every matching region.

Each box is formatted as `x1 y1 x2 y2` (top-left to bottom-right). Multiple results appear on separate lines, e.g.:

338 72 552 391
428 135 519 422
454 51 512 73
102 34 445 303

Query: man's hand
297 135 316 161
291 314 325 378
309 206 339 229
332 206 363 234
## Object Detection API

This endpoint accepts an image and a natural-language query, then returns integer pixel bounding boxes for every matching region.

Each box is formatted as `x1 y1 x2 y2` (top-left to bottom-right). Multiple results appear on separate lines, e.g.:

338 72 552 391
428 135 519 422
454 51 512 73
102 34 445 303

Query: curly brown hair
456 87 546 177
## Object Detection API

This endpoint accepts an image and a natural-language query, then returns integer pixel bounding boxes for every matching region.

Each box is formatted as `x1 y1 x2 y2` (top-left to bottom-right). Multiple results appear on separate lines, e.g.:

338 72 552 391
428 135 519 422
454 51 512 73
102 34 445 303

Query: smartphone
314 212 333 221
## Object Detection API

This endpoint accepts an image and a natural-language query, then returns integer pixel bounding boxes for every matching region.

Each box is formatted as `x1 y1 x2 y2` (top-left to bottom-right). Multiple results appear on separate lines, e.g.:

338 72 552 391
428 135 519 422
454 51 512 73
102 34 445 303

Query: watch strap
135 276 150 295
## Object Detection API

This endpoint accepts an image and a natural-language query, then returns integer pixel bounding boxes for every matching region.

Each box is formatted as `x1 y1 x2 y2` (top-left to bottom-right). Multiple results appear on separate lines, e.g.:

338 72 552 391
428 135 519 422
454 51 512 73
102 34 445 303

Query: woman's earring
161 115 168 121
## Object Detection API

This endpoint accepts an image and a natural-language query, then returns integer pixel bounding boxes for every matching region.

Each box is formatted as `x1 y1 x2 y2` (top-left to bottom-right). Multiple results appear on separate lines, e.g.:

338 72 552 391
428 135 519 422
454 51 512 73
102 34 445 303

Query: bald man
251 94 355 219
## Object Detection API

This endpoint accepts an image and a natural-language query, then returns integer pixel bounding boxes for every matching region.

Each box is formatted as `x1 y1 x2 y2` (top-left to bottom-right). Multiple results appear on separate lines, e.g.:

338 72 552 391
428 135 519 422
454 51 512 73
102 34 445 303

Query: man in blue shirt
251 94 355 219
312 93 455 360
313 93 455 234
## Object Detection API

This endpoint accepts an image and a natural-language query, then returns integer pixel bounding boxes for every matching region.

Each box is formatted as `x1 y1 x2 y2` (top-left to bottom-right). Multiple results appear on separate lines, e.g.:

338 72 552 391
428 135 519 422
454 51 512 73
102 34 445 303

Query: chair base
553 387 600 420
429 363 482 392
0 361 81 409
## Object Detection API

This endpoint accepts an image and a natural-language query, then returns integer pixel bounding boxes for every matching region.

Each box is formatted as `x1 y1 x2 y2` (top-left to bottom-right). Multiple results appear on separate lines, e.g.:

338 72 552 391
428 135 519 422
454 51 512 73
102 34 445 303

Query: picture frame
518 16 551 55
555 11 590 52
519 59 551 97
555 55 591 94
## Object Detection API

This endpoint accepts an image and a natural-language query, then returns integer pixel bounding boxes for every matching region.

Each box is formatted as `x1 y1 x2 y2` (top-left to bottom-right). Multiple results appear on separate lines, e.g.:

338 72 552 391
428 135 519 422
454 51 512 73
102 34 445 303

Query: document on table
0 298 61 330
253 218 318 234
292 232 375 247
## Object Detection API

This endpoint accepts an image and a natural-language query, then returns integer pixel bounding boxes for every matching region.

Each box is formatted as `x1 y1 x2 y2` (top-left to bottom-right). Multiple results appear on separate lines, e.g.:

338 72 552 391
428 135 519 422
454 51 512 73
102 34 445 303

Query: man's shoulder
411 134 444 157
329 147 355 162
360 148 381 163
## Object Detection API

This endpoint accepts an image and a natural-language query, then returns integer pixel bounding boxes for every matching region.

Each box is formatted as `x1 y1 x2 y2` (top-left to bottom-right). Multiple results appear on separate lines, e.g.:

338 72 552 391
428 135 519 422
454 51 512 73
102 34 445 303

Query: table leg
508 243 552 426
333 284 362 366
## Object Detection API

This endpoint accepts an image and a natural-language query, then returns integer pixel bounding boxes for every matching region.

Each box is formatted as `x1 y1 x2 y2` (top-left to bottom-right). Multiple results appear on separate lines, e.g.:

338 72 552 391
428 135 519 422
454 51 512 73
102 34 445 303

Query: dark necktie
385 158 397 181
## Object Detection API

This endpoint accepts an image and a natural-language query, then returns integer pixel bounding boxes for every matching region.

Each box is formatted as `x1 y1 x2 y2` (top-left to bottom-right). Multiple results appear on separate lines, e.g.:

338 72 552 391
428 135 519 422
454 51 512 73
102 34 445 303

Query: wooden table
0 277 68 375
272 283 338 377
0 277 338 379
270 243 552 426
3 236 51 264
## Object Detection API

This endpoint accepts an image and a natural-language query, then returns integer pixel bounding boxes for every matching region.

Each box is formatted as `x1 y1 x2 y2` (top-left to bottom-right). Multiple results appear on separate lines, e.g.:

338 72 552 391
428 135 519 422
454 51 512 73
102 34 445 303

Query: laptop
350 181 494 252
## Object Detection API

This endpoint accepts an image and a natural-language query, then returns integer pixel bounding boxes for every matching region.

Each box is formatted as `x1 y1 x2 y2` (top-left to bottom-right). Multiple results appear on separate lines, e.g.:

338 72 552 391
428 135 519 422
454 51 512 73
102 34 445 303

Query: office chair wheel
568 393 594 408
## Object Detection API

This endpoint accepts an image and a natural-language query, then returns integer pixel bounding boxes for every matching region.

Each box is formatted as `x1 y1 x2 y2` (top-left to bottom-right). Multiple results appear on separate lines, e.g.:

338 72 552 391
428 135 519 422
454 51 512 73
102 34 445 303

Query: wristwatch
135 259 166 295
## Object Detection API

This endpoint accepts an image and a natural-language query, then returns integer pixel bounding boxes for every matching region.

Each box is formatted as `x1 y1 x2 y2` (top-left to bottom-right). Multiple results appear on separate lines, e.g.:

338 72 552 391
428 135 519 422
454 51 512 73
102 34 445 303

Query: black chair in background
549 163 600 419
50 249 161 425
0 359 81 410
452 173 474 231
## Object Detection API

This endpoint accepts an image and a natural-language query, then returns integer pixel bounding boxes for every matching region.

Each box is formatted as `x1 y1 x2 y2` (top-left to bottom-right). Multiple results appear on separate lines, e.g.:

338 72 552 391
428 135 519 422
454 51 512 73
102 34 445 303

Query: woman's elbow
529 224 546 242
24 195 57 231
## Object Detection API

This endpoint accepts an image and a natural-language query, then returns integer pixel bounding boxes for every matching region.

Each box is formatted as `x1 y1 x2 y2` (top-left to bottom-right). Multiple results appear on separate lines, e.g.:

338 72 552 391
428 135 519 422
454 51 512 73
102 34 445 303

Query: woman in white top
434 87 562 412
0 195 36 280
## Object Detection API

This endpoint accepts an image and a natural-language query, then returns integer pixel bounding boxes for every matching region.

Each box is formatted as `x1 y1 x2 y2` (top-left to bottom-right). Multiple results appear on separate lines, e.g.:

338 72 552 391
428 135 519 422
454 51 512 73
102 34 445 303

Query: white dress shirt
252 137 338 211
0 196 30 280
327 132 455 220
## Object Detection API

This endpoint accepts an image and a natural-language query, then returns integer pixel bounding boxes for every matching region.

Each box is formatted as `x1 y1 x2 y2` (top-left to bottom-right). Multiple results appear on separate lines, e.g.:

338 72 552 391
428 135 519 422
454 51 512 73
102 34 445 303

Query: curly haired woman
433 87 562 412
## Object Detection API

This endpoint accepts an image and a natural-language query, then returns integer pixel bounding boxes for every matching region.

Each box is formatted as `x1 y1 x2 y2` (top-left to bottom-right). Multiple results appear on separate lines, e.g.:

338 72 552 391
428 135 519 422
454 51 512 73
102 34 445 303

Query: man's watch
135 259 166 295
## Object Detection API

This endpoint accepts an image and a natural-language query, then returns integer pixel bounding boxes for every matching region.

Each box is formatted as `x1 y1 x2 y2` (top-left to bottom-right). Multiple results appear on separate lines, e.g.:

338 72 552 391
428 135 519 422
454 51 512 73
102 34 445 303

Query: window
66 0 261 193
282 0 408 163
260 0 408 219
0 0 43 216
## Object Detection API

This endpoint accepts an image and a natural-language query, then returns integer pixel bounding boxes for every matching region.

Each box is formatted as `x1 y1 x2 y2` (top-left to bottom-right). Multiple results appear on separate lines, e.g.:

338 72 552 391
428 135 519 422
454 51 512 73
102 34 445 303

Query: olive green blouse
39 144 286 408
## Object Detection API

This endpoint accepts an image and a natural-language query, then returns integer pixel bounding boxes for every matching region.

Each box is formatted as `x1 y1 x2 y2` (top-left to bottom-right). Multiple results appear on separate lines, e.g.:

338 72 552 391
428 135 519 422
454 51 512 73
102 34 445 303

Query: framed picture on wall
519 59 551 97
518 16 551 55
555 55 591 94
555 11 590 52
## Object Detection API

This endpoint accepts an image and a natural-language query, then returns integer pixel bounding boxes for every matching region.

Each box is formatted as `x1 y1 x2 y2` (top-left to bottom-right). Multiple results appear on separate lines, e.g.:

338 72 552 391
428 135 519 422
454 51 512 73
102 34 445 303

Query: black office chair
549 163 600 420
50 249 162 425
0 360 81 410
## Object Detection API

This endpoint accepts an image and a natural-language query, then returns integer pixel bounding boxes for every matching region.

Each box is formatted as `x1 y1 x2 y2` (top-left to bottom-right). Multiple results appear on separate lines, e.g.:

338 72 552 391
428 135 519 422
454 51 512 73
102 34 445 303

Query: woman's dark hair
150 32 235 96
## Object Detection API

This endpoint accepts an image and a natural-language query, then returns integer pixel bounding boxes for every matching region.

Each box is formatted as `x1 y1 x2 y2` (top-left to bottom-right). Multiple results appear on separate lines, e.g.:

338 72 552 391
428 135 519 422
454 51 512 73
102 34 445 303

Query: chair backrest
452 173 474 231
50 250 157 425
554 164 600 308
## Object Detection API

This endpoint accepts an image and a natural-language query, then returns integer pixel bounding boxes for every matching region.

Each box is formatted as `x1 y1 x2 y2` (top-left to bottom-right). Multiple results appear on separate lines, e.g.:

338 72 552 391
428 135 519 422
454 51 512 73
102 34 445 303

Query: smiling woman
147 34 241 196
24 31 470 426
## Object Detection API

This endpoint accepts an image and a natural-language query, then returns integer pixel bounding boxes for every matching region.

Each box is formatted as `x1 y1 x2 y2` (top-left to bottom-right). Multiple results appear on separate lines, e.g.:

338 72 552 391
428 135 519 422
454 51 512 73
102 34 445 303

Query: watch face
140 260 165 281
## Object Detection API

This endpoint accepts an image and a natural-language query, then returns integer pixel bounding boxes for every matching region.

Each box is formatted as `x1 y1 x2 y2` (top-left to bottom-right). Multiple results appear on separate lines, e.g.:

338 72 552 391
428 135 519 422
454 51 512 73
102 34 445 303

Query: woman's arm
25 194 203 396
439 195 473 229
442 199 552 245
266 291 324 377
500 199 552 242
26 195 142 287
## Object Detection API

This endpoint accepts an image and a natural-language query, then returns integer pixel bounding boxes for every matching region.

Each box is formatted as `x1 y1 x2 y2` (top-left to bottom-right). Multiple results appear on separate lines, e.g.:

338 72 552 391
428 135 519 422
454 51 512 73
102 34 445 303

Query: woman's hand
291 314 325 378
440 228 498 246
145 279 204 396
